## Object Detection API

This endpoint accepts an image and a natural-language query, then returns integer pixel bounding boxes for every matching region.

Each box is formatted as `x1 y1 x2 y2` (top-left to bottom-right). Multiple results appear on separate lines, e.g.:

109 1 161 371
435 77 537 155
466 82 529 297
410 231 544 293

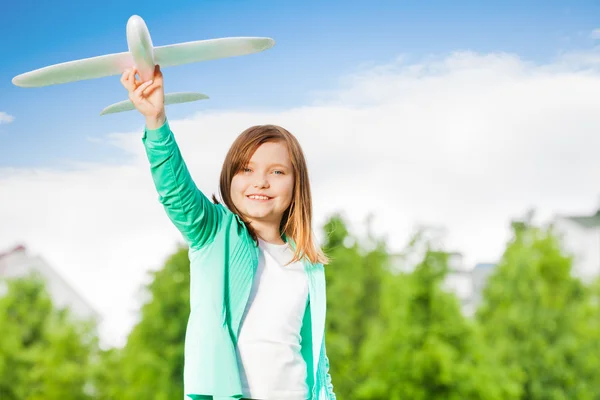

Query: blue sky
4 0 600 346
2 0 600 168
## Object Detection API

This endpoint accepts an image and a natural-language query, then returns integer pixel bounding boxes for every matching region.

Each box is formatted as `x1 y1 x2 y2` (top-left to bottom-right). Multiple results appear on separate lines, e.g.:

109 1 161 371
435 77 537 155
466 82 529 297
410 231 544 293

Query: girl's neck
251 220 285 245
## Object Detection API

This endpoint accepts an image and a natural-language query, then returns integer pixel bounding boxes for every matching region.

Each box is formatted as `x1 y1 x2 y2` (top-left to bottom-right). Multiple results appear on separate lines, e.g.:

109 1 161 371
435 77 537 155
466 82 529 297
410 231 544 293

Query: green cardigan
142 119 336 400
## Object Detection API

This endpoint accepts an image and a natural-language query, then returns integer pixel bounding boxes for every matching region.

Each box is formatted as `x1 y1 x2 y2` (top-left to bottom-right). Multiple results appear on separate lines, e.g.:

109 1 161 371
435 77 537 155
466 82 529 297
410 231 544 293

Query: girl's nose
253 176 269 188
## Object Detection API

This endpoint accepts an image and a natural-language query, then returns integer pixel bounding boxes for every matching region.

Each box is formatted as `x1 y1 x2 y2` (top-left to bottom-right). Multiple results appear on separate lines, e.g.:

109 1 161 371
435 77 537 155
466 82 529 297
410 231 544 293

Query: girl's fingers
122 68 161 118
122 68 139 91
132 67 146 87
127 67 137 90
120 69 133 91
133 79 153 99
146 79 161 93
144 84 161 99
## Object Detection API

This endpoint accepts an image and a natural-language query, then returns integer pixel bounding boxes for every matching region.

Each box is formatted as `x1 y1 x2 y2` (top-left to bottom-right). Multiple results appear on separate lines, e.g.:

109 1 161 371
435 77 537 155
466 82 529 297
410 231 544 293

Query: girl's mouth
247 194 272 201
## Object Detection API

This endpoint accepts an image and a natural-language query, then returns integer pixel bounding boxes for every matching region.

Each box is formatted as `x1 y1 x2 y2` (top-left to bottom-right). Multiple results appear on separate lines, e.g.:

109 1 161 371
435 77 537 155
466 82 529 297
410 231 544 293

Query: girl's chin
241 207 284 222
245 209 272 219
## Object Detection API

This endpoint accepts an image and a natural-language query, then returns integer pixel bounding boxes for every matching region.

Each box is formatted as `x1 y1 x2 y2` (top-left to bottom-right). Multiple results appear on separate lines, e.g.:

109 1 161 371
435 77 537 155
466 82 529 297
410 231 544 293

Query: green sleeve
322 340 336 399
142 118 221 249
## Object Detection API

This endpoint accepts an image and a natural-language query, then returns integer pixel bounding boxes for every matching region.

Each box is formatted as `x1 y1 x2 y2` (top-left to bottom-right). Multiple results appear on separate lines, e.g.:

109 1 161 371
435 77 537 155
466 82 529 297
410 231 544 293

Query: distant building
0 244 101 323
389 248 485 315
443 253 497 317
553 207 600 282
382 205 600 317
465 262 497 315
442 252 473 306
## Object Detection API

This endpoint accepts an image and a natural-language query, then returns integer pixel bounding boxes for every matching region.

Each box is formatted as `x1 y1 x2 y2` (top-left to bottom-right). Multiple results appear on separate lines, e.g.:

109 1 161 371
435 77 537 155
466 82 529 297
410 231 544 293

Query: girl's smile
246 194 273 201
231 141 294 229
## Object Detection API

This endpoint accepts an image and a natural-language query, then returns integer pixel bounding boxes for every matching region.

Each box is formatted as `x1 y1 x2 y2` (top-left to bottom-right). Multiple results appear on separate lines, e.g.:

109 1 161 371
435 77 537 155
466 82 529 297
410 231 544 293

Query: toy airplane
11 15 275 115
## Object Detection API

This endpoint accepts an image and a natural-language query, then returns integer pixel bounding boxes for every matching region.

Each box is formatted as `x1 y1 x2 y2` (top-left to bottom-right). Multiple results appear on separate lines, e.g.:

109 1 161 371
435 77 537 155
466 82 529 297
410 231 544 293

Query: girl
120 65 336 400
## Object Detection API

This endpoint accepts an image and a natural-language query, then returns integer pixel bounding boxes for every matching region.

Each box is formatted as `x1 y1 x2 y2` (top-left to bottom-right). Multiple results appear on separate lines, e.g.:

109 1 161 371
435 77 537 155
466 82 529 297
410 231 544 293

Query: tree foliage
0 274 97 400
3 213 600 399
476 218 600 399
323 220 520 400
321 214 388 396
92 245 191 400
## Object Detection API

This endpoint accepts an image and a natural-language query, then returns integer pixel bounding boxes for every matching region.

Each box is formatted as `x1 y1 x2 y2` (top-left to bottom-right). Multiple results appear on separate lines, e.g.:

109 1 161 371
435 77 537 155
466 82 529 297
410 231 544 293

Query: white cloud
0 112 14 124
591 29 600 39
2 50 600 347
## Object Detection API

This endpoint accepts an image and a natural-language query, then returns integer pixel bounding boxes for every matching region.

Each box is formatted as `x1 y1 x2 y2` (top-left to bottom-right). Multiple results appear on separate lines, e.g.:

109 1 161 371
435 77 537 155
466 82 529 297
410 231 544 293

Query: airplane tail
100 92 209 115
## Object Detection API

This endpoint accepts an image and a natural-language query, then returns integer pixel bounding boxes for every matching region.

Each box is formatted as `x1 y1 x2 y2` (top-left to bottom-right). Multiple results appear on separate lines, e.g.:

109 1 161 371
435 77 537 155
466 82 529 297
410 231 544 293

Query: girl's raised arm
122 66 221 249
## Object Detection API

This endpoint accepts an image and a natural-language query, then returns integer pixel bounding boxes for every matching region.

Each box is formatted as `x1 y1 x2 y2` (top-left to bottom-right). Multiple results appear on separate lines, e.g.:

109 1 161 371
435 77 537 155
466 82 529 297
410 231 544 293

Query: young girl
120 65 336 400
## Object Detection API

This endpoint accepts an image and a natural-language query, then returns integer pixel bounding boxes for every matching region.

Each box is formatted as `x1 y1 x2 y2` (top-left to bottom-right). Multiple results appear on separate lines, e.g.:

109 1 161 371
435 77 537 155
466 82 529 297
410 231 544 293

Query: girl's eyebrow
247 161 291 169
270 163 291 169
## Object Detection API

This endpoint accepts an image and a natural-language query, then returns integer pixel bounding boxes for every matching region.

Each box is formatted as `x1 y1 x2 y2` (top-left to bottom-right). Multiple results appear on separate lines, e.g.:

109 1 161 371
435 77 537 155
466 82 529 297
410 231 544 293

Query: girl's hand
120 65 165 127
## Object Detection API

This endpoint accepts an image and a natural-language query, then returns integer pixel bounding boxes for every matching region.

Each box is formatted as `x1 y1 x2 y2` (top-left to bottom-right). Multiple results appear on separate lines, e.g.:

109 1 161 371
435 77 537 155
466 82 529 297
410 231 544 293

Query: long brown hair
212 124 328 265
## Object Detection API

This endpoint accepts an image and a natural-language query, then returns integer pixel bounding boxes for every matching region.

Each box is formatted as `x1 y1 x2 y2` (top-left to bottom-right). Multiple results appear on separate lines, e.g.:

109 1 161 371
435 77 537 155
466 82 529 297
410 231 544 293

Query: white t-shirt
236 238 309 400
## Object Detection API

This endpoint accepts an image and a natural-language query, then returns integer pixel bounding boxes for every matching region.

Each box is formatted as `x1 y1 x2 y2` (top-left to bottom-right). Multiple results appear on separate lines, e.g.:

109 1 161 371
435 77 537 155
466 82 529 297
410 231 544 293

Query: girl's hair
212 124 328 265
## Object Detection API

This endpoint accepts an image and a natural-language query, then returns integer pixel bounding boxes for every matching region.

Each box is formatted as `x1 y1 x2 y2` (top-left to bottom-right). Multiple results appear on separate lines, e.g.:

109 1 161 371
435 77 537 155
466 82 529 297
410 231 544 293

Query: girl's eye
273 170 284 175
243 167 252 173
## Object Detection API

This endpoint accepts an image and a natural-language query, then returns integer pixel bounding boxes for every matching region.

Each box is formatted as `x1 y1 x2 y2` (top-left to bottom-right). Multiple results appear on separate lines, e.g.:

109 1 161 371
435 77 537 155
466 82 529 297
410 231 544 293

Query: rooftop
562 208 600 229
0 244 101 322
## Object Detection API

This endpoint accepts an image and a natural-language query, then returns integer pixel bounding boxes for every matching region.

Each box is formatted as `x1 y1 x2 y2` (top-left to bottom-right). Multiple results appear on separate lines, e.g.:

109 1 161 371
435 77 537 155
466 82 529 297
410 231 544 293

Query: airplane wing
153 37 275 67
12 52 134 88
11 37 274 88
100 92 209 115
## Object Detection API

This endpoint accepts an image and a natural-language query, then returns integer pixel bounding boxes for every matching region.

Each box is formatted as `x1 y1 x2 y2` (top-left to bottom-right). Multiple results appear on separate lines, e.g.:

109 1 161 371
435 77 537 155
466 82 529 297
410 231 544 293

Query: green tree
476 217 600 399
355 231 520 400
321 213 389 398
89 347 126 400
93 245 191 399
0 274 98 400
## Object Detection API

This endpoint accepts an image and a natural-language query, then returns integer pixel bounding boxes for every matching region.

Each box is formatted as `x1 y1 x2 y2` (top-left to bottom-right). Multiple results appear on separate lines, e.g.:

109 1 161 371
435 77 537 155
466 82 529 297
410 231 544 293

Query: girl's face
230 141 295 227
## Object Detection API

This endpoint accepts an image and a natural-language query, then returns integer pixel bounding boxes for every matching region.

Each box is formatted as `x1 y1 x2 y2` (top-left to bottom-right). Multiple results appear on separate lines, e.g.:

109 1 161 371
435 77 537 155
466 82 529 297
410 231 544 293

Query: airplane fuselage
126 15 156 81
11 12 275 101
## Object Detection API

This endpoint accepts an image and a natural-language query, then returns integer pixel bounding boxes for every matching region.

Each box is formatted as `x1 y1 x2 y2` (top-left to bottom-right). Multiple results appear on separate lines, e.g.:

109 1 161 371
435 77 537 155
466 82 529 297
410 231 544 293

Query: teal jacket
142 119 336 400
